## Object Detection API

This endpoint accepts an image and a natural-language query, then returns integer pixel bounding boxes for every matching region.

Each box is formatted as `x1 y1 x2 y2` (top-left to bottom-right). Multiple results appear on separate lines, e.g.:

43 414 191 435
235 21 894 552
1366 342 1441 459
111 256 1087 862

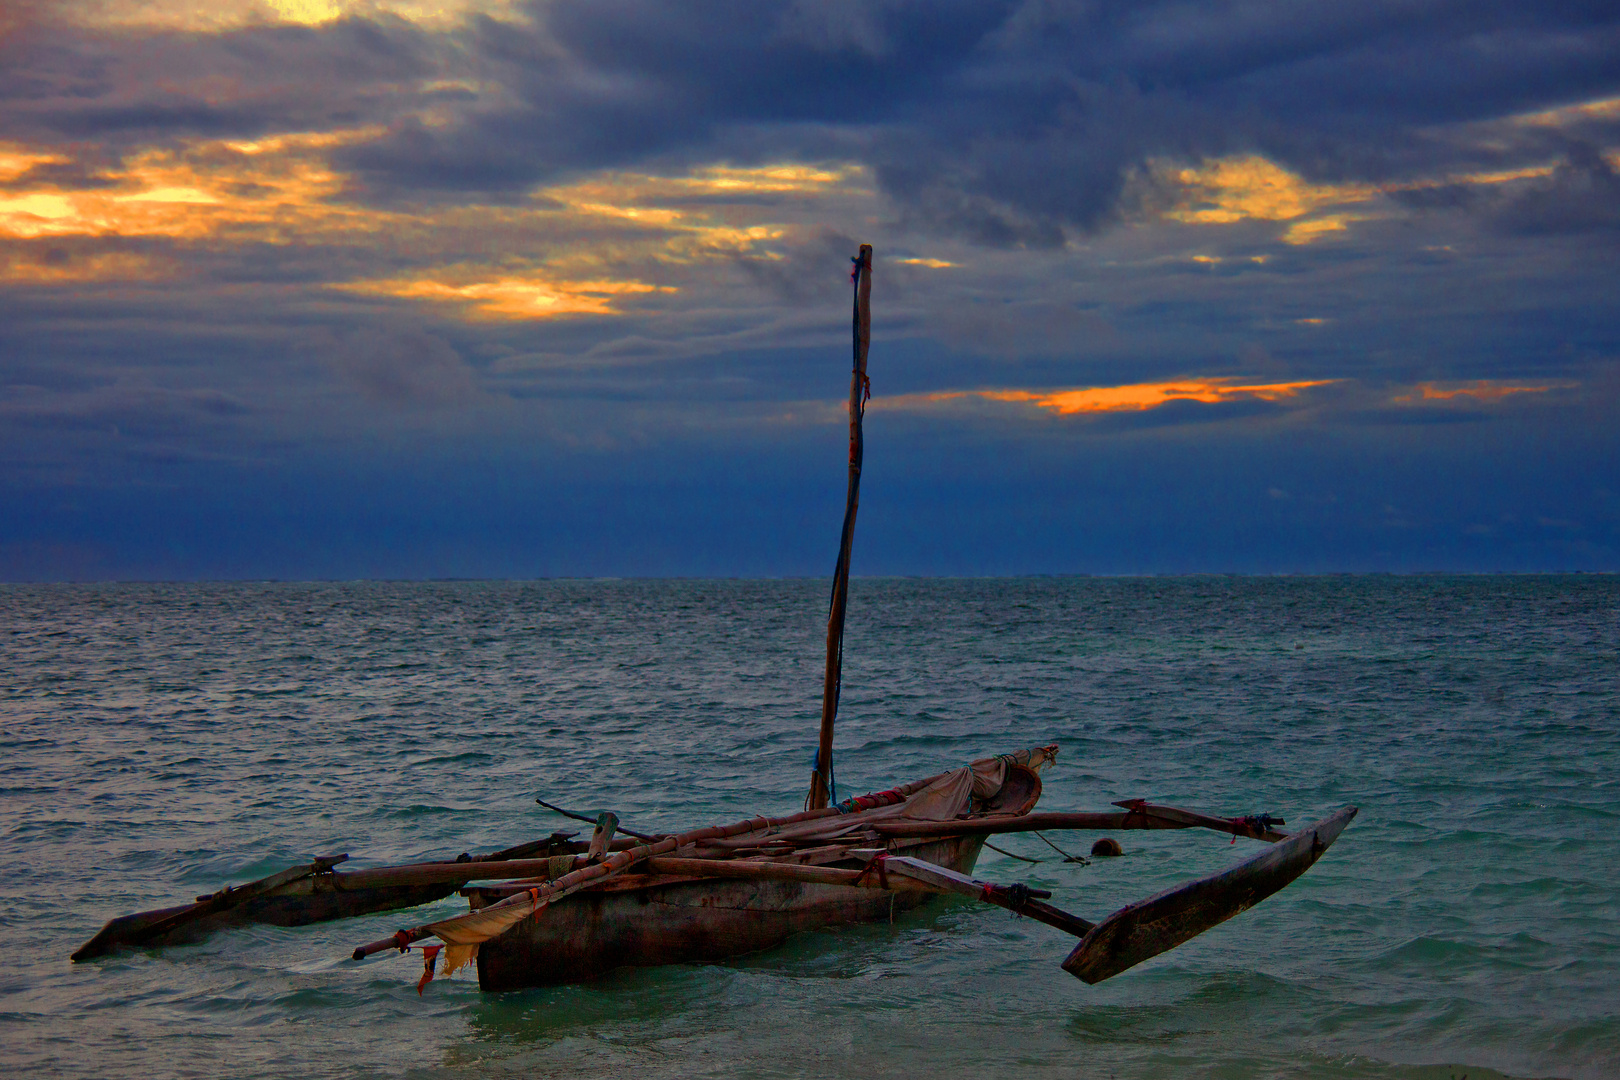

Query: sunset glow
986 378 1338 415
1394 381 1573 404
337 271 675 320
883 378 1339 417
67 0 522 28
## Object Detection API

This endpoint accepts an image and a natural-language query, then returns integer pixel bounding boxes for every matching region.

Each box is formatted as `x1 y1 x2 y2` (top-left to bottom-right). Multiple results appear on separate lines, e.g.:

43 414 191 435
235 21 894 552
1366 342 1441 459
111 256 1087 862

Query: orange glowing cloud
882 377 1336 417
66 0 525 30
1161 155 1377 244
0 251 158 284
0 145 69 182
1159 151 1575 246
0 129 389 243
337 270 675 320
1393 380 1574 404
983 377 1336 415
536 164 856 262
1510 95 1620 128
0 133 856 298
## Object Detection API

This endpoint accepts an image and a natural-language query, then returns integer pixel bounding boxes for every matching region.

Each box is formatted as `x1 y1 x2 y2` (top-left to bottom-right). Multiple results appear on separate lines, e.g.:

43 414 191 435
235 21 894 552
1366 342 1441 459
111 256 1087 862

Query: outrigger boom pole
808 244 873 811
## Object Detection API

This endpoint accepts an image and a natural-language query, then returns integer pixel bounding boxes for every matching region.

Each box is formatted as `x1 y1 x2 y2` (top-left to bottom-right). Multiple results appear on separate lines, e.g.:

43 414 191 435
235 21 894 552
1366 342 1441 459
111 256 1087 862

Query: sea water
1 576 1616 1080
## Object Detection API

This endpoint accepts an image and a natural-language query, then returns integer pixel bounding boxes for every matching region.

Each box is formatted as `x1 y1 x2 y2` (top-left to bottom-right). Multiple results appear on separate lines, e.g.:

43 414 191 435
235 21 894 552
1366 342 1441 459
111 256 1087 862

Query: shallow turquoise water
2 577 1616 1079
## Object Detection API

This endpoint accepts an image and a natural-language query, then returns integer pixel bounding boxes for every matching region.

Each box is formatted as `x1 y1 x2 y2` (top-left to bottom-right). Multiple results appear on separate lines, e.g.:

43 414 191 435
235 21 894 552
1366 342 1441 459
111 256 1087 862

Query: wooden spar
537 798 661 842
1112 799 1286 840
460 858 927 894
645 857 929 887
352 763 949 960
478 854 1098 942
882 856 1096 939
808 243 874 811
867 804 1292 842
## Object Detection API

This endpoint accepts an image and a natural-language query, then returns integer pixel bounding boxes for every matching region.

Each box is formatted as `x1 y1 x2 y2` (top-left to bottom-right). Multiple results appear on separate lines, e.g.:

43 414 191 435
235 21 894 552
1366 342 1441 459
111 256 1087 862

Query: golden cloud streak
547 165 854 204
1393 380 1574 404
537 165 855 262
65 0 524 30
337 270 675 320
1165 156 1378 226
1511 96 1620 128
0 145 70 182
0 131 856 304
882 377 1336 417
1160 151 1576 244
0 251 158 284
0 129 390 242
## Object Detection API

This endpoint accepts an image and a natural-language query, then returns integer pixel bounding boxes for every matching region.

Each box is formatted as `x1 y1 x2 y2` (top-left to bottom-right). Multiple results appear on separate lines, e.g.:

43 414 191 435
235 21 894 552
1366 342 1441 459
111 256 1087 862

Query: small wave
381 804 482 818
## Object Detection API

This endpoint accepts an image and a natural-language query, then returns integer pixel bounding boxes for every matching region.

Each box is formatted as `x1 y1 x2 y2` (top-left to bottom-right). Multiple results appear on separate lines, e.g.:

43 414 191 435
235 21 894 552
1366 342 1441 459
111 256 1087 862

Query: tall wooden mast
807 244 872 811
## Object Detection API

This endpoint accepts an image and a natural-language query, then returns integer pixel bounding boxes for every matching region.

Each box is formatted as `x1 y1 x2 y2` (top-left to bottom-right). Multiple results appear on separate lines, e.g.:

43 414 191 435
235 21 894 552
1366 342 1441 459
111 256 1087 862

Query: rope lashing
1034 832 1090 864
853 852 891 890
984 840 1043 863
1228 813 1285 843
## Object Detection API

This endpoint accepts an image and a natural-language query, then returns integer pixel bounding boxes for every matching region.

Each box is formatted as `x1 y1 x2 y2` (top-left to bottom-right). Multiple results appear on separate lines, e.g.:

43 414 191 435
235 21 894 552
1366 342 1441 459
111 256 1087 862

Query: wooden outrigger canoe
73 244 1356 993
72 744 1356 989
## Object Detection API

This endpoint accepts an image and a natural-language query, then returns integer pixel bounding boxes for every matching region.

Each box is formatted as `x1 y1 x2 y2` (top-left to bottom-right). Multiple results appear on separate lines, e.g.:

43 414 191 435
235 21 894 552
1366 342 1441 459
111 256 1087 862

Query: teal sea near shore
2 576 1616 1079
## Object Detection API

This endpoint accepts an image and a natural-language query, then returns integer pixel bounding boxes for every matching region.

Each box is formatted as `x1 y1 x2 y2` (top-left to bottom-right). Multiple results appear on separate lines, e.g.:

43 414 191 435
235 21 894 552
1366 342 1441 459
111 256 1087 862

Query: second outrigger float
74 245 1355 994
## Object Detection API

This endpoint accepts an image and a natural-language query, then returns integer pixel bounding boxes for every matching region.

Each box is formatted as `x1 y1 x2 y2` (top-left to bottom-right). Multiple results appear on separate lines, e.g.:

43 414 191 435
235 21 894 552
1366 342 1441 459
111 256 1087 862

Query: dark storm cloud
0 12 441 148
333 0 1620 236
1492 143 1620 235
7 2 1618 241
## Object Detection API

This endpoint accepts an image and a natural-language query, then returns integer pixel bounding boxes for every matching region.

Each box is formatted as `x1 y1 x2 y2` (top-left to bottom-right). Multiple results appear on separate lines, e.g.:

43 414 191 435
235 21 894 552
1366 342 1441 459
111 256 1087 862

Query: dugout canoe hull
472 834 987 991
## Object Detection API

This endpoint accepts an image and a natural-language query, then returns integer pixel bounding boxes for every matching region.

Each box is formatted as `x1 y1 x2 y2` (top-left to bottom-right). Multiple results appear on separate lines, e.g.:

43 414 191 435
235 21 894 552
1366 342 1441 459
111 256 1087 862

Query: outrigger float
74 246 1355 993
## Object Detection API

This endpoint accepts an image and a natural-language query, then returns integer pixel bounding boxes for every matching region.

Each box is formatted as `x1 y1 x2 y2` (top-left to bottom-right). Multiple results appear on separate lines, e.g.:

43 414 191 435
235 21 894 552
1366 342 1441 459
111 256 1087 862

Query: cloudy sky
3 0 1617 579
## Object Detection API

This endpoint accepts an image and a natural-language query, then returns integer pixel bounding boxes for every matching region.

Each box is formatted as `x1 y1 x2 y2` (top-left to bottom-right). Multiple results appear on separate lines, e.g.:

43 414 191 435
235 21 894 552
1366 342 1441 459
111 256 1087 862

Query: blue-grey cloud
9 2 1616 241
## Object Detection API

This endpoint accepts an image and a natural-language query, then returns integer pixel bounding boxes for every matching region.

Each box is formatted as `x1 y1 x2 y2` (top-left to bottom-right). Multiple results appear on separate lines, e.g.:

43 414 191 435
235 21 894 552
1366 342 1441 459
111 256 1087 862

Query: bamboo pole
808 243 873 811
867 805 1290 842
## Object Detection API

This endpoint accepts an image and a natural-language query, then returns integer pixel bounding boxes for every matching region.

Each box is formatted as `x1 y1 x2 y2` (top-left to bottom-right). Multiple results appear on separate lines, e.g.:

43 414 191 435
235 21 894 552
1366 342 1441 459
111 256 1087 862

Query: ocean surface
2 576 1616 1080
